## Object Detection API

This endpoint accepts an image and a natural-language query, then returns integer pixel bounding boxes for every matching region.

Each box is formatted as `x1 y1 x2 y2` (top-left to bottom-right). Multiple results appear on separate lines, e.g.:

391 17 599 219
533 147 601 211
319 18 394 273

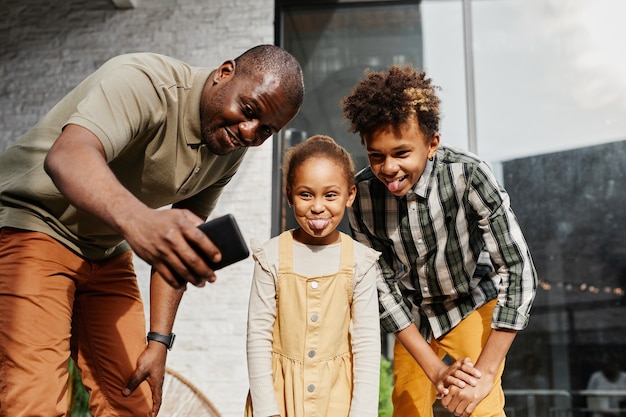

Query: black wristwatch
147 331 176 350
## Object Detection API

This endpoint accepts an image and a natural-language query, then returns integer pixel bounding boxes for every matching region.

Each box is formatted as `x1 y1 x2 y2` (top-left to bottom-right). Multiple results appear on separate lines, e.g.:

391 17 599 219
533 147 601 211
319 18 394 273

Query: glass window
276 1 626 415
466 1 626 415
273 0 424 234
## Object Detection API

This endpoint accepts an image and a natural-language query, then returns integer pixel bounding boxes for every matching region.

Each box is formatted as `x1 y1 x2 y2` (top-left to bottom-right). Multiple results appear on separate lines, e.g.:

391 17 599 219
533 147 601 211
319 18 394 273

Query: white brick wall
134 140 273 416
1 0 275 415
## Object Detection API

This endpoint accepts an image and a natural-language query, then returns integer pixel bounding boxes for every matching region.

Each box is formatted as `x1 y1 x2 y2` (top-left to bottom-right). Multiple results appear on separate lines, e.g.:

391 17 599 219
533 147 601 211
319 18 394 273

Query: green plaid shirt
348 146 537 340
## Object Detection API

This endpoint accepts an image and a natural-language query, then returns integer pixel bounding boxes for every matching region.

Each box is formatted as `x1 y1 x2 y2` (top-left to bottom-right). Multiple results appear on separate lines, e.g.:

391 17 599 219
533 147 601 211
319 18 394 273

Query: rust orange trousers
0 228 151 416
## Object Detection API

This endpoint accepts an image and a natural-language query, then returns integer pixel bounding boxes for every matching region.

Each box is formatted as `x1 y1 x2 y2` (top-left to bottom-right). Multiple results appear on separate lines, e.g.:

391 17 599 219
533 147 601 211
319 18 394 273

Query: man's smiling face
199 62 298 155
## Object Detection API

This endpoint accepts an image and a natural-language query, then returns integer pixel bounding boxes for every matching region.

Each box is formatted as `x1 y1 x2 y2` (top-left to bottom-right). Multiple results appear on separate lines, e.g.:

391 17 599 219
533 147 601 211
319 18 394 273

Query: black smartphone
197 214 250 270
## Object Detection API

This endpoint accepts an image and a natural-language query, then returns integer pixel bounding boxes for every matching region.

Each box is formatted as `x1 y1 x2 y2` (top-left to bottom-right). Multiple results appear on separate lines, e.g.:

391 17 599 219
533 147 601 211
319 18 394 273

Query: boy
342 65 537 417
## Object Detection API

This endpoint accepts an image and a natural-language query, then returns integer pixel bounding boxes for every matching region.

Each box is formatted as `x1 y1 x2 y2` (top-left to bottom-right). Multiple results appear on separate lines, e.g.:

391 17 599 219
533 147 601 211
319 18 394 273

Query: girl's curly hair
341 65 441 140
283 134 356 190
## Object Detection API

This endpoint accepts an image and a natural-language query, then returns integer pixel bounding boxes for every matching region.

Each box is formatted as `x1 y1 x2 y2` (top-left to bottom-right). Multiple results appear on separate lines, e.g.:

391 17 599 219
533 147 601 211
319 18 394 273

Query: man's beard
200 124 231 156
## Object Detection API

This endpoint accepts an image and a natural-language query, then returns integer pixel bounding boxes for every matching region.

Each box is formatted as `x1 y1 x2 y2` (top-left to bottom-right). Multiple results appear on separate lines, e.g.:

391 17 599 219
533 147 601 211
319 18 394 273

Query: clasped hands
434 358 493 417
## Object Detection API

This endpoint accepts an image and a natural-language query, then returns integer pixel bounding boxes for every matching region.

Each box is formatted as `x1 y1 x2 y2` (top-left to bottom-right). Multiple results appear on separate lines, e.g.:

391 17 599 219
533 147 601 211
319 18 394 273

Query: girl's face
287 156 356 245
363 117 440 197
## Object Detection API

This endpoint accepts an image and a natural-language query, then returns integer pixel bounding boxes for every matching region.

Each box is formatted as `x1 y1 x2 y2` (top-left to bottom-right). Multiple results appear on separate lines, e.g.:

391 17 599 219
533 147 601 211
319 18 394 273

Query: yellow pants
392 299 506 417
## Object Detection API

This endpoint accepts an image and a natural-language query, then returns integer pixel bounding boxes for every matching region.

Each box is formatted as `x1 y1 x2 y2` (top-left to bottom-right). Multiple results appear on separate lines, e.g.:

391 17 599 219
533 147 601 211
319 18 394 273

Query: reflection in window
502 139 626 415
274 2 423 234
275 2 626 416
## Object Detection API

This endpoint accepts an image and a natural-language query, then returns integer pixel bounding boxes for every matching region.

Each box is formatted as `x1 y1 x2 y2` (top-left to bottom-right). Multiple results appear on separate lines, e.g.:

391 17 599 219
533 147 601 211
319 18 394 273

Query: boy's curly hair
341 65 441 140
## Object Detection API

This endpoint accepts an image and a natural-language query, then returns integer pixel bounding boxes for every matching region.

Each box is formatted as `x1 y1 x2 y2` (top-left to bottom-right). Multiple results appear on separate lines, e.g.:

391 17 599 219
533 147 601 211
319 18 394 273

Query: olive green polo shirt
0 53 246 260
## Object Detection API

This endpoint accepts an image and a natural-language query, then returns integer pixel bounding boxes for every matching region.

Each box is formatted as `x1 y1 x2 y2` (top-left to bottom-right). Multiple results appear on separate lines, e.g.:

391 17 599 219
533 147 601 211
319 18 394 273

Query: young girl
245 135 382 417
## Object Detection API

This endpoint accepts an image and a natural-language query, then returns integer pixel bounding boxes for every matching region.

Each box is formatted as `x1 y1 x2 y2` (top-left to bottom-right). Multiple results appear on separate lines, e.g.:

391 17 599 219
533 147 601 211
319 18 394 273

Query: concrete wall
0 0 275 415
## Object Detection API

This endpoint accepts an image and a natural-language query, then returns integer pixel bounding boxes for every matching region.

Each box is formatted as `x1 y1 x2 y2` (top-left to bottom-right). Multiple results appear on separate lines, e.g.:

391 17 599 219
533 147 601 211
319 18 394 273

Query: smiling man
0 45 303 417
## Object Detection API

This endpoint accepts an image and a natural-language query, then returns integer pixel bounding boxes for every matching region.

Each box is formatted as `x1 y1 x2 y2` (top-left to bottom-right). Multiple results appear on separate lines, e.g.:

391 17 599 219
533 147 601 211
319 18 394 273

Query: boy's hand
434 357 481 398
441 328 517 415
440 373 494 417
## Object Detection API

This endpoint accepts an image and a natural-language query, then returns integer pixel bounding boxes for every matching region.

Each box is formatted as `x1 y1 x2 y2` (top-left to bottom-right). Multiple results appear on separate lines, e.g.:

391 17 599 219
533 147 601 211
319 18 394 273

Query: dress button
311 281 319 289
311 314 318 322
308 350 316 358
423 287 429 292
307 384 315 392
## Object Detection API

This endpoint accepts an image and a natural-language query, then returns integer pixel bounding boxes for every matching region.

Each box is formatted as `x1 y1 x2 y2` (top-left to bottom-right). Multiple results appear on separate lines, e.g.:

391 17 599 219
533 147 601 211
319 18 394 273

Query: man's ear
212 60 235 84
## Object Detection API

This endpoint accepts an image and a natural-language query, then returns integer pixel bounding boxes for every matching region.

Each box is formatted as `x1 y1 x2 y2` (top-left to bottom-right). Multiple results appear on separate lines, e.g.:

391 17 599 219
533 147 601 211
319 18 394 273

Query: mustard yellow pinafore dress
246 230 355 417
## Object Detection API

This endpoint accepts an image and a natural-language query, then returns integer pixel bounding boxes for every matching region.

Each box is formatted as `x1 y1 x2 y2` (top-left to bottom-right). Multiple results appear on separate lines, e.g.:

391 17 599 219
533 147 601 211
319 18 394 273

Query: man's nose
238 120 261 145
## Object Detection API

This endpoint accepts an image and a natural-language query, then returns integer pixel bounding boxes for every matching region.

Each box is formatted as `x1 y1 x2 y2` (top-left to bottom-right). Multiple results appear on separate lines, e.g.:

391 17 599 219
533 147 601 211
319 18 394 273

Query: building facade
1 0 274 415
2 1 626 416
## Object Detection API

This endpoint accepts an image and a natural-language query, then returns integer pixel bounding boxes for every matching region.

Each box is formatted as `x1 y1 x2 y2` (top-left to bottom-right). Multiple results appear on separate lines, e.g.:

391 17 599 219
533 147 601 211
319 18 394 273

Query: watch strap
147 331 175 350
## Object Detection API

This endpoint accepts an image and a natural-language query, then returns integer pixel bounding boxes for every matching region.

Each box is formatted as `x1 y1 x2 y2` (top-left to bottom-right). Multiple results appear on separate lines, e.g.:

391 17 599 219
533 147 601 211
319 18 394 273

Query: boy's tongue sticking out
386 178 405 193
